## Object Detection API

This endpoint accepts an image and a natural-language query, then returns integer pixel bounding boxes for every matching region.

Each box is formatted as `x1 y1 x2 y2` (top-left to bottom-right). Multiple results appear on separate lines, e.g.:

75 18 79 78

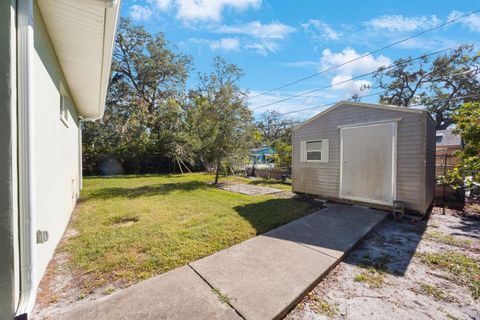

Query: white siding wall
292 103 431 212
33 3 80 283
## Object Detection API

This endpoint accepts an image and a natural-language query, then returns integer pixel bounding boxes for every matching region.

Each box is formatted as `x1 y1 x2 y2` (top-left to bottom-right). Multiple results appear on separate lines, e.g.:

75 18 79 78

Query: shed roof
293 101 434 131
37 0 120 119
436 129 462 147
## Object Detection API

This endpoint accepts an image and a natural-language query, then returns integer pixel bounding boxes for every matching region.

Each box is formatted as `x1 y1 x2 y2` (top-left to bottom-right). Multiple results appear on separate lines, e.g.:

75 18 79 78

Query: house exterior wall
0 2 19 319
33 3 81 283
292 103 432 212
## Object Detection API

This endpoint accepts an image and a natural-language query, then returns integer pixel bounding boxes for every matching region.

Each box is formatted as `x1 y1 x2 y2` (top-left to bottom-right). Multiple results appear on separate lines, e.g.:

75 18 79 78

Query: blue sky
121 0 480 120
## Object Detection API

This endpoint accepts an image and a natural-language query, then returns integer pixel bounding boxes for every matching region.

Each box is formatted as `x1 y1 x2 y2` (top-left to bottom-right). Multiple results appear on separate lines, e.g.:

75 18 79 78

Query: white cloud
364 14 440 32
176 0 261 21
448 10 480 32
301 19 341 41
320 48 391 75
130 4 153 20
217 21 296 39
216 21 295 55
188 37 240 51
320 48 391 95
209 38 241 50
245 41 279 56
154 0 172 10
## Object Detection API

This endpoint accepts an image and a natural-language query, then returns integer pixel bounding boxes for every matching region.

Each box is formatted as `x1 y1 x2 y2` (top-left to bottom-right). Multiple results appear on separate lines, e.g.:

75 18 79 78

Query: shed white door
340 122 396 205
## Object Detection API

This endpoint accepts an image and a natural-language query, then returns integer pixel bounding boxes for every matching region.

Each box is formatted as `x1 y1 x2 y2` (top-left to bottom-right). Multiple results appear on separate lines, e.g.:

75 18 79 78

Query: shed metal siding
292 103 429 212
424 114 436 210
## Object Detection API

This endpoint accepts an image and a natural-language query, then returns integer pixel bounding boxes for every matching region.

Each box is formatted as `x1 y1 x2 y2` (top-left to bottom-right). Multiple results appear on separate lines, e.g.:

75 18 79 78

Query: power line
252 46 458 110
278 93 480 117
249 9 480 100
256 62 479 113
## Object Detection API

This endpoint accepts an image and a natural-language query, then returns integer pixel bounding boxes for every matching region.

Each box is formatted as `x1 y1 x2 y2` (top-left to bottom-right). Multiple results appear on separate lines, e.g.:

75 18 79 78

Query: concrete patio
53 204 386 320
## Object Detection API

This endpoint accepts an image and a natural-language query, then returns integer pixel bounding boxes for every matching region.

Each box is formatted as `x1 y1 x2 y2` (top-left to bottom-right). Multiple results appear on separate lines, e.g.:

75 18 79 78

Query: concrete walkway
54 204 386 320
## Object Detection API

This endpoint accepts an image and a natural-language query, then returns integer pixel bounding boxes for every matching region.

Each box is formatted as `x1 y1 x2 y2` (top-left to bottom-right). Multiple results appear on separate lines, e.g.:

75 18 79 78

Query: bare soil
286 206 480 320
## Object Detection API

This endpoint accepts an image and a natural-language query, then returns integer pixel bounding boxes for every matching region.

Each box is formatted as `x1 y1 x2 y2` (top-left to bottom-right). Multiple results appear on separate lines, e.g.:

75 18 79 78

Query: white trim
336 117 402 129
303 139 329 163
338 121 397 206
16 0 37 316
294 101 428 131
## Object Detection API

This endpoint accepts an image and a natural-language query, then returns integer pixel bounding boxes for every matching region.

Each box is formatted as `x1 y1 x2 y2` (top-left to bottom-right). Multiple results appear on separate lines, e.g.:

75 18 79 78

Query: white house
0 0 120 318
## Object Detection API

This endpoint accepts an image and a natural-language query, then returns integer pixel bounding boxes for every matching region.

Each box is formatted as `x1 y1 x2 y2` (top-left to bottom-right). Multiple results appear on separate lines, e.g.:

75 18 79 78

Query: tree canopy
372 45 480 129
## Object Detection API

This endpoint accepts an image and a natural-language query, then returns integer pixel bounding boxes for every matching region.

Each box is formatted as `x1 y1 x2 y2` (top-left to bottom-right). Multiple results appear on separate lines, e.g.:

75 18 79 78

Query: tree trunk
214 155 221 184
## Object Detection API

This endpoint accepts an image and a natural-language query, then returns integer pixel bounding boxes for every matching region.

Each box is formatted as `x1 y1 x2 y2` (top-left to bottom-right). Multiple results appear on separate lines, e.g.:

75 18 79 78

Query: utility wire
249 9 480 100
252 46 458 110
278 93 480 116
261 65 479 114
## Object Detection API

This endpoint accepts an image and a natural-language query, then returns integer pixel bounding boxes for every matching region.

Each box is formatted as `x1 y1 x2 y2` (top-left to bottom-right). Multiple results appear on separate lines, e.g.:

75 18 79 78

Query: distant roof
436 129 462 147
251 146 275 154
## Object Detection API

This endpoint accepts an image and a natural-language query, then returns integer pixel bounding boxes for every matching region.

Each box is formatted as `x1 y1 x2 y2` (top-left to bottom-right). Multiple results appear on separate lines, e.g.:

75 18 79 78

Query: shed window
301 140 329 163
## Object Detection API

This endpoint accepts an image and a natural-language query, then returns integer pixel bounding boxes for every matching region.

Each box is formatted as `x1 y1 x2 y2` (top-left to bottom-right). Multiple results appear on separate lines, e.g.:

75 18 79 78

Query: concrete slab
54 266 242 320
51 204 386 320
266 204 387 259
190 204 386 320
221 183 282 196
190 235 337 320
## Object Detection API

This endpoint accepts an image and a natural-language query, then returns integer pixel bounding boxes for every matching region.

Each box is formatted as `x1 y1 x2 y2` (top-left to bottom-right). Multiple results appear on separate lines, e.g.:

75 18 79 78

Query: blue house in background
250 146 276 165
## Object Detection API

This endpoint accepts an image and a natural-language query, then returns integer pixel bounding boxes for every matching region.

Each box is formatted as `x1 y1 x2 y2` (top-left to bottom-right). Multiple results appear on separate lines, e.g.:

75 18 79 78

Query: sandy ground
286 208 480 320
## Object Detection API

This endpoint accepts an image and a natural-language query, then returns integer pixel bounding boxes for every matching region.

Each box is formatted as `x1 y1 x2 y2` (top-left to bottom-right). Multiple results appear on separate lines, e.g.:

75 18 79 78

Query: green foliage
441 102 480 189
188 57 255 183
371 45 480 129
255 110 297 169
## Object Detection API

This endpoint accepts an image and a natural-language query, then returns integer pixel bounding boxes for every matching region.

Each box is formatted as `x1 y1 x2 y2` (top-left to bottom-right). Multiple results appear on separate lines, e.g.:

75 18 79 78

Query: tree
256 110 296 146
82 18 192 174
189 57 255 184
371 45 480 129
442 102 480 189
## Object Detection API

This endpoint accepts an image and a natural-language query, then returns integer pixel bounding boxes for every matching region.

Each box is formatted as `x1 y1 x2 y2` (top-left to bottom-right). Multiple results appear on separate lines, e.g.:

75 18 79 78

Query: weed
77 292 86 300
424 231 473 247
212 288 231 305
307 293 338 318
419 251 479 299
354 266 384 288
414 283 457 302
103 287 115 295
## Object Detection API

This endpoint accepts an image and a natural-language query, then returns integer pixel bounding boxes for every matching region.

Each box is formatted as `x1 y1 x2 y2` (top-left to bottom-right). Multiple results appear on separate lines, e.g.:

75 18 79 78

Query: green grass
419 251 480 299
62 173 312 293
307 293 338 318
415 283 455 302
354 266 385 288
424 231 473 247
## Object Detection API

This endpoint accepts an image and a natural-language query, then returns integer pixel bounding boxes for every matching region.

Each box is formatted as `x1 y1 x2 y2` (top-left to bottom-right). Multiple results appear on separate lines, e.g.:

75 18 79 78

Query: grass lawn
61 173 313 294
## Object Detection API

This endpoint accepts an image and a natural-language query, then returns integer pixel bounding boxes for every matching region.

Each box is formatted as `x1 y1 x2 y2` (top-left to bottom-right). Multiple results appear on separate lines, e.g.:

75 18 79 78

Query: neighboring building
292 101 436 213
435 129 464 203
436 129 462 155
250 146 276 165
0 0 120 318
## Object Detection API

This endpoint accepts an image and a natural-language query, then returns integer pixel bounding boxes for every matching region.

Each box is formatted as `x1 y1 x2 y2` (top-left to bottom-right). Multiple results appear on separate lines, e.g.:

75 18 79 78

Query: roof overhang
36 0 121 119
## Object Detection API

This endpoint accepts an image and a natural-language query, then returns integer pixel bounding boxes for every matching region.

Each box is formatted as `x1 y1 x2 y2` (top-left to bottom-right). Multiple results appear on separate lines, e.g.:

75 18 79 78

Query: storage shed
292 101 436 213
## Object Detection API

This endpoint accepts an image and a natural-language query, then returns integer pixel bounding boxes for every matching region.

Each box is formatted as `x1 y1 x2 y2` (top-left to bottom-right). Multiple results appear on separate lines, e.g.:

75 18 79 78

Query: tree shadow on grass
233 197 319 235
80 181 208 201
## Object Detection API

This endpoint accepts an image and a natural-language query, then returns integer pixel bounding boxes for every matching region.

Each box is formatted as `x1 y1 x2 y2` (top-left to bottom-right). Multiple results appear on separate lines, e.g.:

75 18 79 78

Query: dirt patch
221 183 283 196
286 207 480 320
